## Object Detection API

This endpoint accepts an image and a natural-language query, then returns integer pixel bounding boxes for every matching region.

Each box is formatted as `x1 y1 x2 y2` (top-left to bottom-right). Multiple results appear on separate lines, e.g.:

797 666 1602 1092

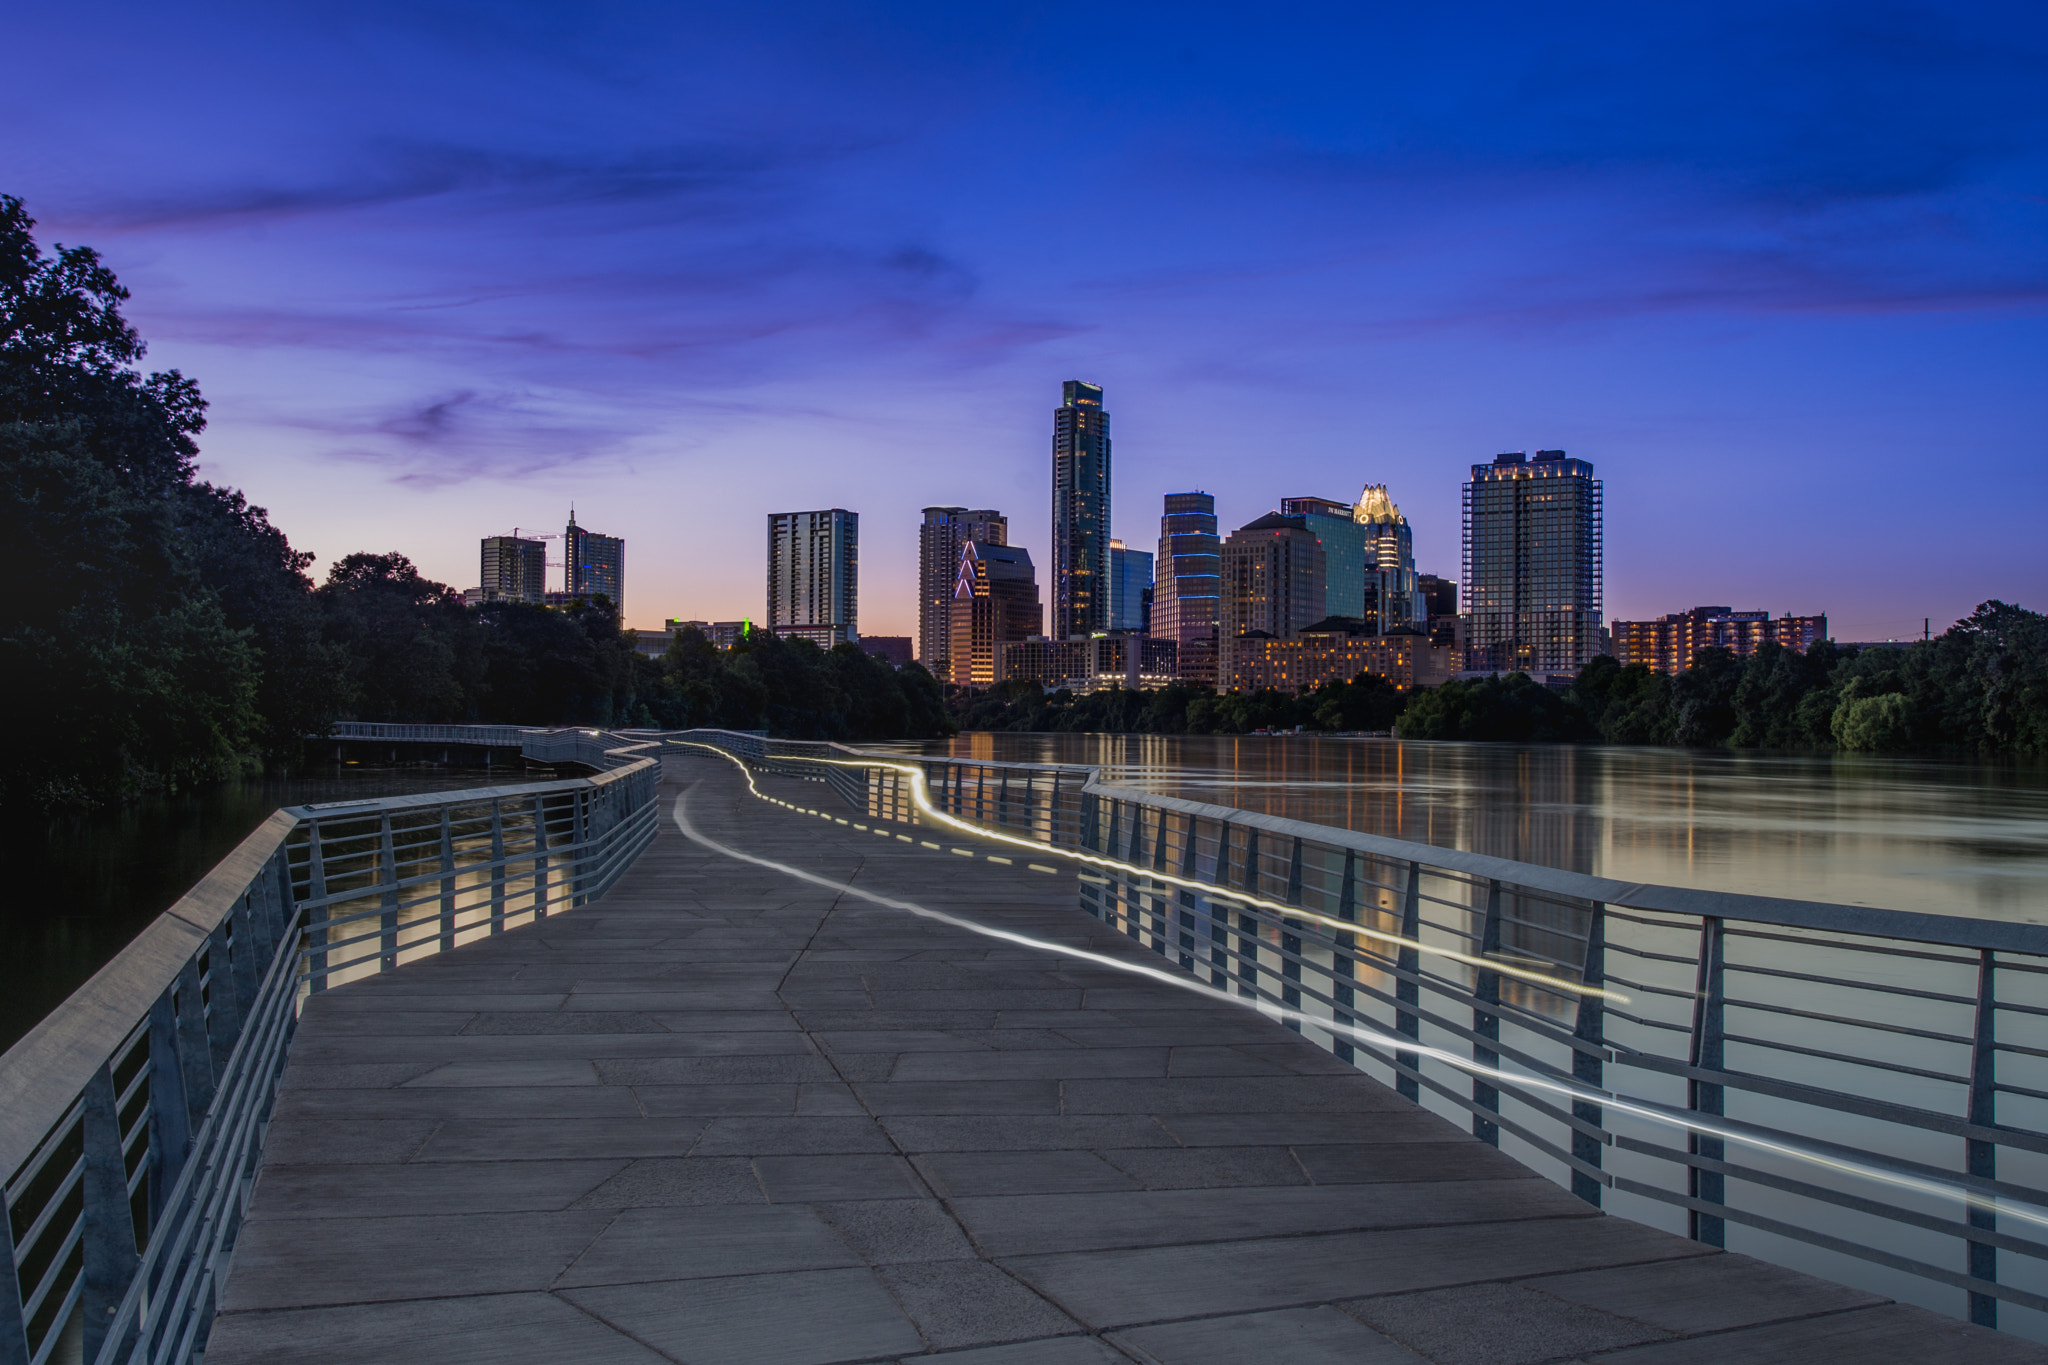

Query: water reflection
925 735 2048 923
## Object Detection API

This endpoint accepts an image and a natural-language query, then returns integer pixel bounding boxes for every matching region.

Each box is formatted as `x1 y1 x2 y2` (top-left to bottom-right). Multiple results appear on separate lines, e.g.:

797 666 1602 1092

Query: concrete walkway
206 751 2044 1364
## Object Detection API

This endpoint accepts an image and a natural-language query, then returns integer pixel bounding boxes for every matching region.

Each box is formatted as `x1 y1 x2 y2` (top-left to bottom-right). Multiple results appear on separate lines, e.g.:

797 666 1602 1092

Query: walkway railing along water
10 722 2048 1360
0 729 658 1365
682 729 2048 1337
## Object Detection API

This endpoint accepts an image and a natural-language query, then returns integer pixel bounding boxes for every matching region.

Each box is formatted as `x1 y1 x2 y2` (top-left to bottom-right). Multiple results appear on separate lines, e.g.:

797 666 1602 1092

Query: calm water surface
2 766 518 1052
922 734 2048 923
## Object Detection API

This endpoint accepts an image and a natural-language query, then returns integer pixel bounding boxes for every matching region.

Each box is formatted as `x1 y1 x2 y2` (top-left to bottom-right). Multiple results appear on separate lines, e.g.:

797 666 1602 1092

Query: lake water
921 734 2048 925
1 766 513 1053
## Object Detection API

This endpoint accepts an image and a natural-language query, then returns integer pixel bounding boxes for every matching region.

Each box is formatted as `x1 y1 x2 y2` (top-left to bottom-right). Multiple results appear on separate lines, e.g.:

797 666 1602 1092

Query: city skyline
4 5 2035 644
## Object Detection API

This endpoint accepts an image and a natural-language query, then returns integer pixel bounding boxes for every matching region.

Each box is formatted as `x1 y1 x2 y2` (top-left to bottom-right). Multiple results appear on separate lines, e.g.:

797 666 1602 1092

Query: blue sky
5 1 2043 638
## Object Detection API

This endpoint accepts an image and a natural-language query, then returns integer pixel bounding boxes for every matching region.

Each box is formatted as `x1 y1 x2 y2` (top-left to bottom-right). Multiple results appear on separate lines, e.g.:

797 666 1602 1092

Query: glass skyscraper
1051 381 1111 639
1461 450 1603 677
1107 539 1154 633
564 512 624 615
1153 491 1221 684
1281 487 1423 633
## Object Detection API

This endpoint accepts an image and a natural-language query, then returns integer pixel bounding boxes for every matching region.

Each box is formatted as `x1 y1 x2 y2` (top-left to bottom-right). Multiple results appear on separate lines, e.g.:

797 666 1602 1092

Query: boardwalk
206 751 2043 1364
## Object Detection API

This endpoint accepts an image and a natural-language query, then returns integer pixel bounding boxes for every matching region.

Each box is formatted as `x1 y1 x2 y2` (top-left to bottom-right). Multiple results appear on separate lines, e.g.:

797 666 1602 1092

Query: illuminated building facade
1051 381 1111 640
1219 513 1327 688
948 541 1042 686
1281 486 1424 632
1107 539 1154 633
478 535 546 605
1613 607 1828 675
919 507 1006 671
998 634 1178 694
1227 617 1452 694
1153 491 1221 684
564 512 625 614
767 508 858 647
1461 450 1603 677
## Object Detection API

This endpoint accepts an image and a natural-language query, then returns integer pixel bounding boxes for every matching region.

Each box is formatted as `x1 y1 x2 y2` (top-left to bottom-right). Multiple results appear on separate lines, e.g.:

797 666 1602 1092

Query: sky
4 1 2044 641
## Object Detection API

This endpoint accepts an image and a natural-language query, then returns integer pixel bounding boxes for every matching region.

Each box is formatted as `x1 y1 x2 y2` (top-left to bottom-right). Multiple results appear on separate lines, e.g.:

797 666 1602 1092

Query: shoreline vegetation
6 196 2042 809
944 614 2048 760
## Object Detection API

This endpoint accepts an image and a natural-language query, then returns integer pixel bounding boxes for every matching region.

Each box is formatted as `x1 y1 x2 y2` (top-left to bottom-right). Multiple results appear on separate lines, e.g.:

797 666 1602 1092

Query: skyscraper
478 534 546 605
1280 486 1424 633
767 508 859 647
564 512 625 615
1462 450 1603 677
1051 380 1111 639
949 541 1041 686
1107 539 1154 633
1218 513 1326 687
1153 491 1221 684
918 507 1007 671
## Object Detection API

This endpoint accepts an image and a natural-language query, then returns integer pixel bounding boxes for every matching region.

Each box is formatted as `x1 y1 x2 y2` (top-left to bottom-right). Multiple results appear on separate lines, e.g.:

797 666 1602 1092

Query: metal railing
0 730 661 1365
677 728 2048 1337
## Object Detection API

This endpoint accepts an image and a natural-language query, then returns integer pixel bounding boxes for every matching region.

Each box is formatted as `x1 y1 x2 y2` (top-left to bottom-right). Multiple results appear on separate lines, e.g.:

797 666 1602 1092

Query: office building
478 535 547 605
564 512 625 614
767 508 858 647
949 542 1042 686
863 636 913 667
1418 573 1461 660
1280 487 1424 633
1218 513 1327 687
1462 450 1603 678
1613 608 1828 675
1052 380 1112 639
1107 539 1154 633
998 635 1178 694
1153 491 1221 685
1228 617 1453 695
919 507 1006 671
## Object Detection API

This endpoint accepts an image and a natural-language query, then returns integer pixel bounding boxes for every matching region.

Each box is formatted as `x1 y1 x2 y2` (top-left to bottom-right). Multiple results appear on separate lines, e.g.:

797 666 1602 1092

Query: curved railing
0 729 660 1365
672 727 2048 1338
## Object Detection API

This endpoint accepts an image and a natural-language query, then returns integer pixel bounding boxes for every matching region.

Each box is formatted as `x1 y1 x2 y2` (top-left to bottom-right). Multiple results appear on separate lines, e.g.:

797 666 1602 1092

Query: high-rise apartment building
918 507 1006 670
767 508 858 647
1418 573 1461 653
1107 539 1154 633
478 535 546 605
1218 513 1327 687
564 512 625 614
949 541 1042 686
1462 450 1603 677
1613 608 1827 675
1153 492 1221 684
1051 380 1111 639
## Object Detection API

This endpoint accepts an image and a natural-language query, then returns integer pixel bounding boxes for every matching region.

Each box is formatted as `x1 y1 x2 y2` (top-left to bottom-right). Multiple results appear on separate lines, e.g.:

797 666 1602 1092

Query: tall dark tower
1051 380 1111 640
1153 491 1220 684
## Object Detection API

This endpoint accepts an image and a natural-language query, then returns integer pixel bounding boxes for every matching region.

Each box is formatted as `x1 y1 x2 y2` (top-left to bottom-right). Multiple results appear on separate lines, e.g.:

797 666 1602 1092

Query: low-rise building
863 635 913 666
1227 617 1452 694
1612 607 1828 675
997 635 1178 694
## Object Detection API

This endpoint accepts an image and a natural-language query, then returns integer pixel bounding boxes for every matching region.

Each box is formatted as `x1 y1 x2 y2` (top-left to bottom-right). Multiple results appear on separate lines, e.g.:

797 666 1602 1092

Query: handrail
666 725 2048 1339
0 727 663 1365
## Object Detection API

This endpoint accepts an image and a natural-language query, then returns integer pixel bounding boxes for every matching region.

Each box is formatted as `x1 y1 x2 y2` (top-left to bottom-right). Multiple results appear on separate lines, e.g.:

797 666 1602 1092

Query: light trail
687 742 1626 1005
669 738 2048 1236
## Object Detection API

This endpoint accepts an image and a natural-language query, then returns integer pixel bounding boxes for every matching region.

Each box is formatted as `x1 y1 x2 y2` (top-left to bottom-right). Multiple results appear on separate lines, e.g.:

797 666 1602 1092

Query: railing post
146 988 192 1221
173 959 217 1132
1968 949 1998 1328
1177 813 1200 976
1280 837 1304 1033
0 1205 29 1365
439 808 457 951
81 1063 140 1360
489 800 507 933
306 824 330 993
203 922 241 1078
1149 804 1170 956
1211 821 1233 989
533 792 551 920
1394 861 1422 1102
572 789 591 908
1238 828 1261 1000
1571 905 1608 1208
1687 916 1727 1246
1472 879 1503 1145
376 814 400 970
1332 850 1358 1065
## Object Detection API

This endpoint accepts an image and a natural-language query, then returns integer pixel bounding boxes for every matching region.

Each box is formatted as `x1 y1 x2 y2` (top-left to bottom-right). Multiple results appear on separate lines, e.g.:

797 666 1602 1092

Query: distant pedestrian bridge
4 725 2046 1363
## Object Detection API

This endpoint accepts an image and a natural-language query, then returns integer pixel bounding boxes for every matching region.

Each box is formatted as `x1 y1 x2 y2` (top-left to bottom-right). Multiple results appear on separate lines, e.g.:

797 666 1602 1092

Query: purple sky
6 1 2043 640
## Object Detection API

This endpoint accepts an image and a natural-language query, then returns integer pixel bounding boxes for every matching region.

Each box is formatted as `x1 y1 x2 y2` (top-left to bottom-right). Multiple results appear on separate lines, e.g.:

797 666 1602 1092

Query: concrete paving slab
1344 1281 1672 1364
562 1266 925 1365
1521 1251 1885 1334
1110 1305 1427 1364
879 1259 1085 1350
201 1291 670 1365
754 1153 928 1202
556 1204 860 1287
